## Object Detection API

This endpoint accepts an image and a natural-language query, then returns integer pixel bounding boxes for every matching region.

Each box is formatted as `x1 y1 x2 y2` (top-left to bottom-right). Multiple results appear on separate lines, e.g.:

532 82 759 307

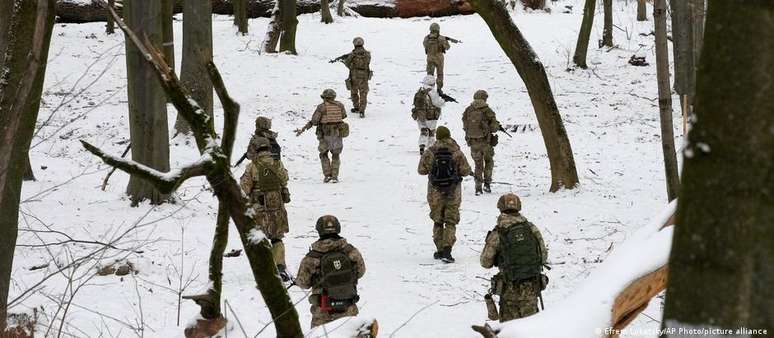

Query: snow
16 1 681 337
305 315 377 337
248 228 267 245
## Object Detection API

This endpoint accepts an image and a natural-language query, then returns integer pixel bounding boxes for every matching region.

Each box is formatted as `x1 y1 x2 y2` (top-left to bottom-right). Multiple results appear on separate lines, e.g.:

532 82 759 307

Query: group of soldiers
236 22 549 328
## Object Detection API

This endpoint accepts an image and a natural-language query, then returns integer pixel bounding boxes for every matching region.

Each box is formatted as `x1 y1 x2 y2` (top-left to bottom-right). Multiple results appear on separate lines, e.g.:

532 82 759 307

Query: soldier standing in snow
239 137 292 281
480 193 549 321
417 126 472 263
296 215 367 327
248 116 282 161
423 22 459 93
412 75 446 155
340 37 372 118
295 89 349 183
462 90 502 195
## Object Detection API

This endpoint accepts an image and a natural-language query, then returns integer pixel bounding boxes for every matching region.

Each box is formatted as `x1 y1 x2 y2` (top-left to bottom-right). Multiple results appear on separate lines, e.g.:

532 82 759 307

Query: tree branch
206 61 240 160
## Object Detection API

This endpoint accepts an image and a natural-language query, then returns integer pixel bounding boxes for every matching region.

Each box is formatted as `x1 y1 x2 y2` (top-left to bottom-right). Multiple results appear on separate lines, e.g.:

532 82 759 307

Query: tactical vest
429 147 460 188
320 102 344 124
497 222 542 282
463 107 488 139
307 245 358 303
252 161 283 193
351 50 369 70
415 90 441 121
425 35 442 55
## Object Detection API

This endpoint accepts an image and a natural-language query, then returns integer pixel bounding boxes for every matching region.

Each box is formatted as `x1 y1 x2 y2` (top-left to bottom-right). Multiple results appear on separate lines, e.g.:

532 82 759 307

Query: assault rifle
444 36 463 44
498 126 513 138
439 92 458 103
233 152 249 167
329 53 350 63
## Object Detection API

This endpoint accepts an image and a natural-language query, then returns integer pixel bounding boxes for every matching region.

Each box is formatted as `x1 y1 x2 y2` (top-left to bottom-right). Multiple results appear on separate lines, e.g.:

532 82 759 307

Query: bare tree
85 7 304 336
262 1 282 53
637 0 647 21
670 0 695 125
106 0 116 34
602 0 613 47
321 0 334 24
466 0 579 192
279 0 298 54
0 0 56 331
336 0 347 16
661 0 774 332
175 0 214 135
572 0 597 69
162 0 175 71
124 0 171 206
654 0 680 201
233 0 248 35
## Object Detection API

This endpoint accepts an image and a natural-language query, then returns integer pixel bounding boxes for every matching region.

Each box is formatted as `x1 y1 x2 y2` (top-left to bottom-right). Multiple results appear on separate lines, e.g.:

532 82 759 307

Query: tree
321 0 334 24
0 0 56 331
124 0 171 206
162 0 175 71
279 0 298 54
262 1 282 53
106 0 116 33
466 0 579 192
337 0 346 16
175 0 214 135
654 0 680 201
233 0 248 35
670 0 695 124
87 8 304 336
637 0 647 21
602 0 613 47
661 0 774 332
572 0 597 69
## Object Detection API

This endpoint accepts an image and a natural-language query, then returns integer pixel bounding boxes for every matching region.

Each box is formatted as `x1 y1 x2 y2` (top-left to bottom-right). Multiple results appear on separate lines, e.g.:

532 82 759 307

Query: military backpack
253 161 283 193
463 107 488 139
351 50 369 70
497 222 542 282
307 245 359 307
429 147 461 189
425 35 443 55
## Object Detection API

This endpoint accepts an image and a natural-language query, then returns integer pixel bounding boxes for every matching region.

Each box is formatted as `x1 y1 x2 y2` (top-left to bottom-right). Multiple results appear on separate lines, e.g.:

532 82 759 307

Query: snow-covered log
473 203 676 338
305 316 379 338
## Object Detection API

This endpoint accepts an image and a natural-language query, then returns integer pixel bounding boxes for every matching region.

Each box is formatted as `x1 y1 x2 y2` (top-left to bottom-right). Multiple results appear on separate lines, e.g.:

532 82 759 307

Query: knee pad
428 129 436 137
319 152 329 159
421 128 430 136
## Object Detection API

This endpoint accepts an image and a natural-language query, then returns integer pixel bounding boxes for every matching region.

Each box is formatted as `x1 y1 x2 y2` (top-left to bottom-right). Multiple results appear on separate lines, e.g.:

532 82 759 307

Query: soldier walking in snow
295 89 350 183
412 75 446 155
296 215 367 327
462 90 502 195
480 193 549 321
239 136 293 281
332 37 372 118
423 22 460 93
417 126 472 263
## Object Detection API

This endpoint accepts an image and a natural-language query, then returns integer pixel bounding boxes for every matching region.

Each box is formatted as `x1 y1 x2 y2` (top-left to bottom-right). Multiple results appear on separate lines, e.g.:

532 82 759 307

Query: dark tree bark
321 0 334 23
176 0 214 135
124 0 171 206
106 0 116 33
637 0 647 21
22 156 35 181
521 0 545 10
0 0 56 330
670 0 695 125
572 0 596 69
233 0 249 34
602 0 613 47
336 0 346 16
468 0 579 192
654 0 680 201
162 0 175 72
661 0 774 333
278 0 298 54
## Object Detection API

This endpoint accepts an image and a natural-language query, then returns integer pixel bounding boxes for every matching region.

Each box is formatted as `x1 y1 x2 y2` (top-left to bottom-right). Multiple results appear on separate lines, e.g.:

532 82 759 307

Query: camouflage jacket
417 138 472 177
296 238 366 296
480 213 548 269
240 151 289 195
304 99 348 137
423 33 450 56
247 130 280 161
412 88 442 121
462 99 501 140
344 47 371 81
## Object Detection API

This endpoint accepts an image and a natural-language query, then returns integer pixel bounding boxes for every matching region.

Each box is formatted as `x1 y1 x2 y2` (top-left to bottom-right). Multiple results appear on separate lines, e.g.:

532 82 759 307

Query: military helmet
474 90 489 100
252 136 272 152
497 193 522 212
315 215 341 236
422 75 436 87
321 88 337 99
436 126 451 140
353 37 365 47
255 116 272 130
430 23 440 32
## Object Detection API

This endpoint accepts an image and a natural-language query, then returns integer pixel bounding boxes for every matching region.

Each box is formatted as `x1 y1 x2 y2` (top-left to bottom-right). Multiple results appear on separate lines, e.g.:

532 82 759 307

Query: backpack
424 35 442 55
269 138 282 161
497 222 542 282
253 161 283 193
429 147 460 188
463 107 488 139
351 50 369 70
309 246 358 302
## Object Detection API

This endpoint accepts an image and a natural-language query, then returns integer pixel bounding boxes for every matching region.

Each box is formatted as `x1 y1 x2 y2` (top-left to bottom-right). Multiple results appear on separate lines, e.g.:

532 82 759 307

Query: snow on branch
80 140 210 194
474 202 677 338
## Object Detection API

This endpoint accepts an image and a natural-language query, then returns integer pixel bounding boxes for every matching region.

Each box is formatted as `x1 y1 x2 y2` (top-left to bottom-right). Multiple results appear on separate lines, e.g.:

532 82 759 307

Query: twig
225 300 249 338
389 300 439 337
101 143 131 191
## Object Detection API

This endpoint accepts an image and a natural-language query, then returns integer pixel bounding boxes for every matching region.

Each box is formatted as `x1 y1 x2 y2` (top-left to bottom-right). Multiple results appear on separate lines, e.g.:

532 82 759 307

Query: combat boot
330 177 339 183
277 264 292 282
419 145 425 155
441 246 455 263
475 186 483 196
483 182 492 193
324 176 333 183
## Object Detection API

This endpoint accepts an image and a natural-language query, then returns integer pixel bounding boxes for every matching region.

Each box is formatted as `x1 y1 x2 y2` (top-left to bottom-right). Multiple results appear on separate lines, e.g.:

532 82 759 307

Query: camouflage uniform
343 38 371 116
481 208 548 321
296 216 366 328
412 76 445 153
239 143 290 267
299 90 348 182
417 132 472 258
423 23 451 91
247 117 281 161
462 91 502 194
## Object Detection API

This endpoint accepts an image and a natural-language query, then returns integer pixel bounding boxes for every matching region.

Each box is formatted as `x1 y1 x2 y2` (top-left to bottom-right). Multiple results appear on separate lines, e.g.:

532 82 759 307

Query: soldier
239 137 292 281
417 126 472 263
296 215 366 327
462 90 502 195
412 75 446 154
423 22 459 93
343 37 371 118
480 193 548 321
295 89 349 183
248 116 282 161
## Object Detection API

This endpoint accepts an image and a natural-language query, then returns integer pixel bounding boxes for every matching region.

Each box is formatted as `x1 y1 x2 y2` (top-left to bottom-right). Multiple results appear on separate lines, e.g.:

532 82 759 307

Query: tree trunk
124 0 171 206
636 0 647 21
0 0 56 330
321 0 334 23
176 0 214 135
22 155 35 181
661 0 774 333
654 0 680 201
233 0 248 35
262 1 281 53
572 0 596 69
469 0 579 192
162 0 175 72
669 0 694 125
278 0 298 54
106 0 116 33
337 0 346 16
602 0 613 47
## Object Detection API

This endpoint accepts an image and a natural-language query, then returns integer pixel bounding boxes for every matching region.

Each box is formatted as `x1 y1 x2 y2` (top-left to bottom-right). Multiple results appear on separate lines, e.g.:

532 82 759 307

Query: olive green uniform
302 99 348 180
296 238 366 327
462 98 501 192
344 47 371 114
247 129 280 161
423 32 450 90
480 213 547 321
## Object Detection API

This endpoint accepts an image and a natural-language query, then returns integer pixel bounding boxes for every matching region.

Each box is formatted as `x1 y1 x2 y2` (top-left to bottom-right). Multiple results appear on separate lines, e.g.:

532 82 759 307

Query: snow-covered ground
14 1 679 337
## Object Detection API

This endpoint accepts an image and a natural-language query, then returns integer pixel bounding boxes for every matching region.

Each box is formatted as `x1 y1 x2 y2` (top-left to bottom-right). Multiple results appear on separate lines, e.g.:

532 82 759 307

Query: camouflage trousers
416 119 438 148
468 138 495 189
318 135 343 178
310 304 359 328
426 54 445 90
428 183 461 250
250 192 289 266
498 278 540 322
349 79 369 113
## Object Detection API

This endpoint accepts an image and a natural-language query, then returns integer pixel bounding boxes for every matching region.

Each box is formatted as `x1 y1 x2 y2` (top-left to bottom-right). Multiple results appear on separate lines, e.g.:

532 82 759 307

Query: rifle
498 126 513 138
439 92 458 103
329 53 349 64
233 152 249 167
445 36 463 44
